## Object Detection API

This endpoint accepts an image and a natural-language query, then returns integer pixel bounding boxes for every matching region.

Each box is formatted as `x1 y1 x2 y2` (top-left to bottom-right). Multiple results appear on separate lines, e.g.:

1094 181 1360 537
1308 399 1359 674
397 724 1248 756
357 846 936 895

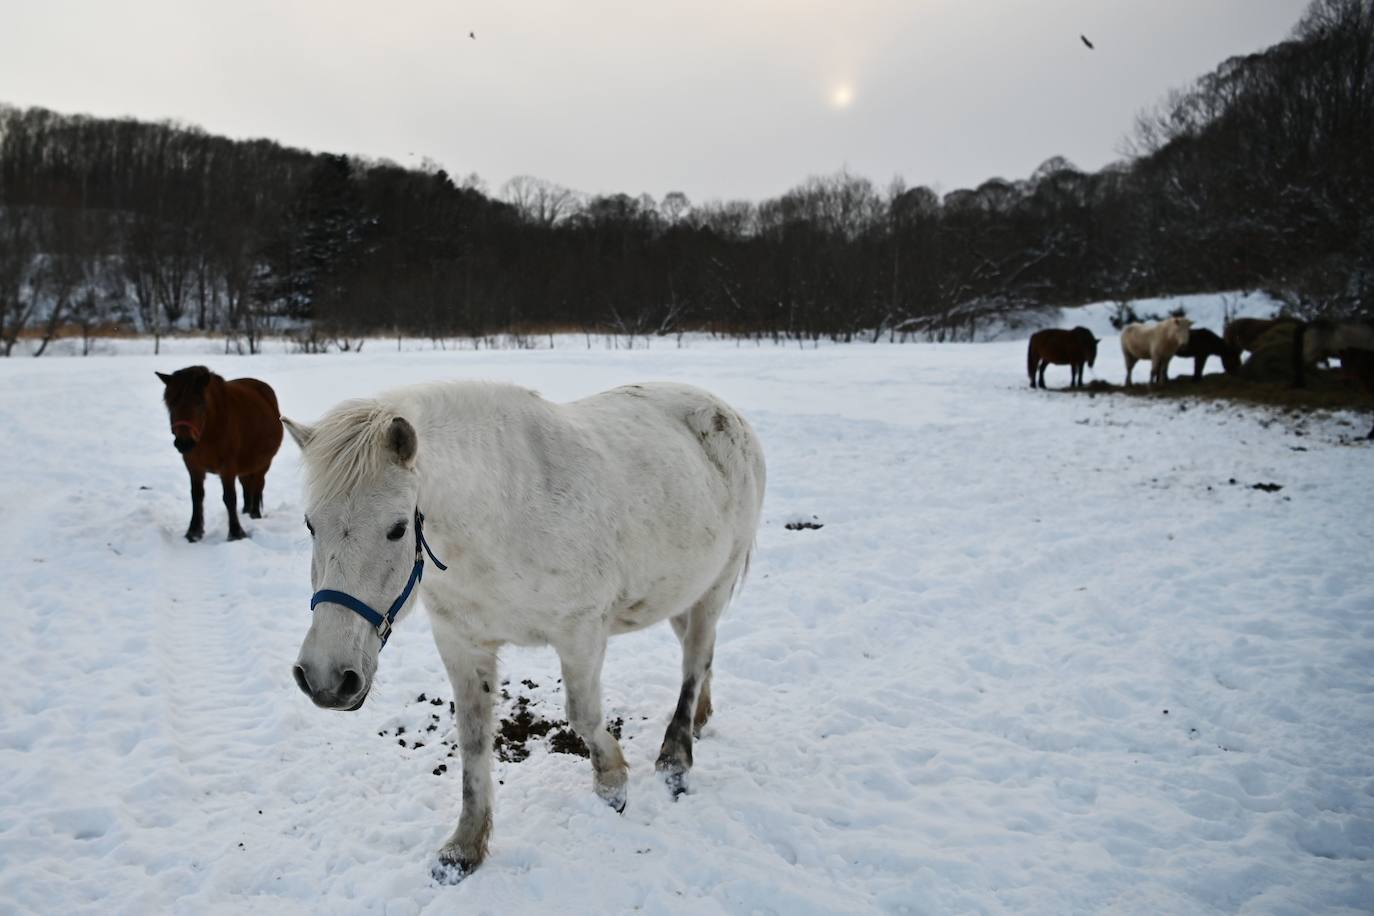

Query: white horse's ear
282 417 315 450
386 417 418 465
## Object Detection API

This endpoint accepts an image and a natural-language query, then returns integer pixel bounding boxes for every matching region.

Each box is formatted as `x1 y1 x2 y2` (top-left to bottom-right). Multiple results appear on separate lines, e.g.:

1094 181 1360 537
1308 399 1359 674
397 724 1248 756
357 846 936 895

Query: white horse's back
569 382 765 623
391 380 764 643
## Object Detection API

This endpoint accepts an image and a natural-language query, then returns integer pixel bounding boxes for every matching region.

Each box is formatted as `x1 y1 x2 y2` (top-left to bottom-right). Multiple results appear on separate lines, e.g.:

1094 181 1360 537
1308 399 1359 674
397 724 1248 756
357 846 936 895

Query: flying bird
1080 34 1094 50
469 31 476 39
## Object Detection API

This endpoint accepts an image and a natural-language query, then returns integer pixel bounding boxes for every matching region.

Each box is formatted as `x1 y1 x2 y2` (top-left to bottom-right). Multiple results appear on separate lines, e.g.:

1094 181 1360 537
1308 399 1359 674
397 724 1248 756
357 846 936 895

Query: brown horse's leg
1037 361 1047 389
185 464 206 543
221 474 247 540
240 472 264 519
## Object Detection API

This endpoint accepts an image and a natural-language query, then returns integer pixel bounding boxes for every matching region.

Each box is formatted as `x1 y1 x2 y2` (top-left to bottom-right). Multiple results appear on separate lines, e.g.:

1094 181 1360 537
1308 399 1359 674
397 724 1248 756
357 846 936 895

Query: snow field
0 335 1371 915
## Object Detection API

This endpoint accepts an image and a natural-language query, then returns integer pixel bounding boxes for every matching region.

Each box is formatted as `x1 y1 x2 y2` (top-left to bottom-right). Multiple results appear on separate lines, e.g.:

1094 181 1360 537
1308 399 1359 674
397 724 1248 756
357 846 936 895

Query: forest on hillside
1 0 1371 355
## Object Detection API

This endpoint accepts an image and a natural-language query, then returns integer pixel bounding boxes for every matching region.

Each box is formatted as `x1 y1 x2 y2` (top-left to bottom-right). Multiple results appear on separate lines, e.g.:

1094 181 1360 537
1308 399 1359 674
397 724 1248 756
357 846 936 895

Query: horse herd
1026 316 1374 437
156 365 765 883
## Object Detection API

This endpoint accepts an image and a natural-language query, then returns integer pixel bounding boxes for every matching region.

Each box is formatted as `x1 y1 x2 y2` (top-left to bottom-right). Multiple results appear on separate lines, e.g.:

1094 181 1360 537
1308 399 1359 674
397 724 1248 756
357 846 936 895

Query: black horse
1175 327 1240 380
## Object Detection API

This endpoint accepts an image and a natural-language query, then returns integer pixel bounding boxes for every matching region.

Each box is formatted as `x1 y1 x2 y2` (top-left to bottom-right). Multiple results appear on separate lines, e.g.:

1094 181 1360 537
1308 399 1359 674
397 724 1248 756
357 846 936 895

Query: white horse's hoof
596 781 628 813
660 768 688 799
431 857 474 885
431 850 478 885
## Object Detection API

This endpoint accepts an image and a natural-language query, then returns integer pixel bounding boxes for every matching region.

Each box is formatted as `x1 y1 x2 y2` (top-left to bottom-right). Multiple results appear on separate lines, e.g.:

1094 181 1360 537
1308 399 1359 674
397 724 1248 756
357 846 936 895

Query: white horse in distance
1121 316 1192 385
283 380 766 883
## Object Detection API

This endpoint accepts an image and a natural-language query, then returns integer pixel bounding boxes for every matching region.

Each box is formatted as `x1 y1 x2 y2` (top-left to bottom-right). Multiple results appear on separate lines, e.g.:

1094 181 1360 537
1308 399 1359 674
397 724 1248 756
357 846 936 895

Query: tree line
1 0 1369 355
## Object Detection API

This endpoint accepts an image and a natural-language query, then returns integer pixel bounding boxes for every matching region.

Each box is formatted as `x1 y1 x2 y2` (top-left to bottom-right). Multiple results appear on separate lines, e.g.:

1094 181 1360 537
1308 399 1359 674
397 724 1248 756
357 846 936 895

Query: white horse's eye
305 516 315 537
387 521 407 541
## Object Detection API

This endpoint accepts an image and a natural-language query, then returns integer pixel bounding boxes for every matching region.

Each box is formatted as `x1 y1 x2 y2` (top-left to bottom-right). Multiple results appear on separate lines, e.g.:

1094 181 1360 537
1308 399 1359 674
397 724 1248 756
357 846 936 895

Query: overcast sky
1 0 1311 202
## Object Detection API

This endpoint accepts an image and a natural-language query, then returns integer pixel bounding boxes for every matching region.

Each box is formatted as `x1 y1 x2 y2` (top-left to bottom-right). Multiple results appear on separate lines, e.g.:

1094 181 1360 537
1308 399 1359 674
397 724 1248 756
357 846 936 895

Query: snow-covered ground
1 335 1371 915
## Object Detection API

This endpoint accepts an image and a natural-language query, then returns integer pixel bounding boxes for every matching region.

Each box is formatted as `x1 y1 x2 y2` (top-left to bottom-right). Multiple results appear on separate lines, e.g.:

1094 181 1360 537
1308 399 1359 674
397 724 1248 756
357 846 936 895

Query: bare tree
501 175 575 227
0 209 43 356
661 191 691 224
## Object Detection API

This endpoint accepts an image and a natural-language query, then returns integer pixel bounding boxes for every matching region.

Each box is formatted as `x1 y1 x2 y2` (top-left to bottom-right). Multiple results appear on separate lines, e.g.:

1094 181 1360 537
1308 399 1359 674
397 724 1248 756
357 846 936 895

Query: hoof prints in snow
380 685 627 765
783 514 823 530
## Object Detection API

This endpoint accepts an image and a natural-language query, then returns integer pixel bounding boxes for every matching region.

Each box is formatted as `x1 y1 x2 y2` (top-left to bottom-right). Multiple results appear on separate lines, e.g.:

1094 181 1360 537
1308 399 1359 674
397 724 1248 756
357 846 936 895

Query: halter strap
309 507 448 647
171 419 201 439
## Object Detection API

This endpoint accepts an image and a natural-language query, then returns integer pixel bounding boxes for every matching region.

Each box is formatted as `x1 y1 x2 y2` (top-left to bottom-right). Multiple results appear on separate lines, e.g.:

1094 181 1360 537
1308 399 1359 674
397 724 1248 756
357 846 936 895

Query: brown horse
1175 327 1240 380
1224 317 1285 355
157 366 284 542
1027 326 1099 389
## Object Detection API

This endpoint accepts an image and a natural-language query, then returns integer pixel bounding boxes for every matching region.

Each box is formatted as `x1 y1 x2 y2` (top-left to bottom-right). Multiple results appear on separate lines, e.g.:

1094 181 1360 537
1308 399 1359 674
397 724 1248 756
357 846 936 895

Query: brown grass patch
14 321 142 339
1064 370 1373 413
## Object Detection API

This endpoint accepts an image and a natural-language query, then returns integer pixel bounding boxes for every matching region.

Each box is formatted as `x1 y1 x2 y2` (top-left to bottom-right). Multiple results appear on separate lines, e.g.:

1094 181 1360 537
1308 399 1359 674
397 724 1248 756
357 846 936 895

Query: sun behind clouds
829 83 855 109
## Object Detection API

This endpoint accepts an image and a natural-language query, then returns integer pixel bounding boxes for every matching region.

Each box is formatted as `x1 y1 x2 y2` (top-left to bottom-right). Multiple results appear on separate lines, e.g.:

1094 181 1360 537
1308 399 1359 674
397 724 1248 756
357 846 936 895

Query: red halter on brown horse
156 366 284 542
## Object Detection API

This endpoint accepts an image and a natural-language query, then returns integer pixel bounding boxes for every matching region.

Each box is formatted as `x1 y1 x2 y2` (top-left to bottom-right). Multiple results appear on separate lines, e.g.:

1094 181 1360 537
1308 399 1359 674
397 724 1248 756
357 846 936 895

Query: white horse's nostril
338 668 363 699
292 664 313 696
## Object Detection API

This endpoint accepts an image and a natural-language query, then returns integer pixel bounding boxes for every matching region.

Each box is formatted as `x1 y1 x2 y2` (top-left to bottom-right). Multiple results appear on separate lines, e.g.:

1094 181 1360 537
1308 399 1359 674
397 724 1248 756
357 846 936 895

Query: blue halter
309 508 448 648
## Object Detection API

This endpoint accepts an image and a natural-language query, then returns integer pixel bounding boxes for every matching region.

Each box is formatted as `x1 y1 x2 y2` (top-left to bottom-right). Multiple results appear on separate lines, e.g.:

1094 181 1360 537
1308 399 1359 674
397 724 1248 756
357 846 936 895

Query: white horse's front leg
556 631 628 812
431 633 497 884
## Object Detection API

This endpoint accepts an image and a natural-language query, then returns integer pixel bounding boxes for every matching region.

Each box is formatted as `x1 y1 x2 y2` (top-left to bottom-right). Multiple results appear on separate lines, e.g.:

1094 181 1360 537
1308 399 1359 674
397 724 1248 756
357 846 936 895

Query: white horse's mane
299 382 543 505
301 398 404 505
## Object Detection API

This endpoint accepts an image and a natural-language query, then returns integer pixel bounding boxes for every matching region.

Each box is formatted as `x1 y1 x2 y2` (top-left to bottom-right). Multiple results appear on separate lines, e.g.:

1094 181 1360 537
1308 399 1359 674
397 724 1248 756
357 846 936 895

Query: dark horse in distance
1291 319 1374 388
1028 327 1099 389
157 366 284 541
1175 327 1240 380
1336 349 1374 439
1291 320 1374 439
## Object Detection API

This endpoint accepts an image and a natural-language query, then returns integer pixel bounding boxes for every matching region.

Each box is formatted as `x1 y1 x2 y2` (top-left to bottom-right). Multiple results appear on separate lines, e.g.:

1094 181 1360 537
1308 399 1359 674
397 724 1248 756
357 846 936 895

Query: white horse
1121 317 1192 385
282 381 765 883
